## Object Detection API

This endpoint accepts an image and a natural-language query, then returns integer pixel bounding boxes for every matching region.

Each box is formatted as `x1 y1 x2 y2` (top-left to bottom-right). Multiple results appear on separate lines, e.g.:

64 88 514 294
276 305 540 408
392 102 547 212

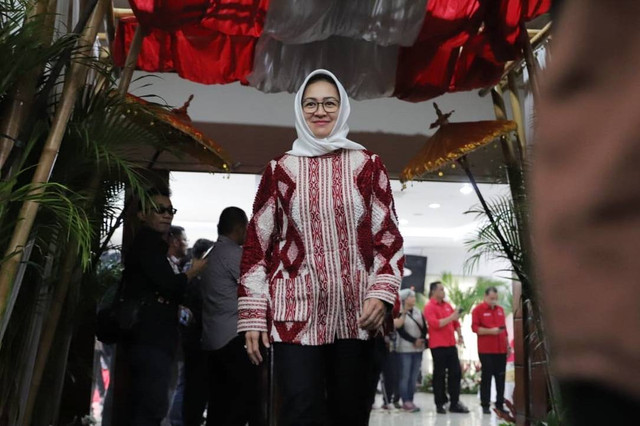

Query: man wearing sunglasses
119 187 207 426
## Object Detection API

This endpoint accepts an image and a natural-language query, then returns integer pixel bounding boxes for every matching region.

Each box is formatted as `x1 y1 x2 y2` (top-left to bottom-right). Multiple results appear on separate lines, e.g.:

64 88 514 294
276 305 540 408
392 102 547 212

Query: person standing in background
120 188 206 425
471 287 510 415
182 238 214 426
424 281 469 414
395 289 427 413
200 207 261 426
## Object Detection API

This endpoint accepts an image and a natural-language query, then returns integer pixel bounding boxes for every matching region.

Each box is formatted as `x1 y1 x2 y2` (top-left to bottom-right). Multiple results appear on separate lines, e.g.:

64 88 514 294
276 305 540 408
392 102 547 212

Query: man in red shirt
471 287 510 415
424 281 469 414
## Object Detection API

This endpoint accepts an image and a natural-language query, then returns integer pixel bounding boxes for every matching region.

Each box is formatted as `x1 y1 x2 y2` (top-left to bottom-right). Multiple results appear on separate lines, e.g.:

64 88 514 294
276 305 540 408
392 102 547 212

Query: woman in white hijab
238 69 404 425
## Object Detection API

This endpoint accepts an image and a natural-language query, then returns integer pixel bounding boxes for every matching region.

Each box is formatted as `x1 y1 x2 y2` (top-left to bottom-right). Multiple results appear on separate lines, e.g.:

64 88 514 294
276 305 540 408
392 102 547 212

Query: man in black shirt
121 188 206 426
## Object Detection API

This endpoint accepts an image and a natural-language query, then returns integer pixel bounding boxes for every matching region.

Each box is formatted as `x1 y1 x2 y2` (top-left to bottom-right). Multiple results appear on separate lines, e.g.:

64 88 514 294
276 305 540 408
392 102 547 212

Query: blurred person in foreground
532 0 640 424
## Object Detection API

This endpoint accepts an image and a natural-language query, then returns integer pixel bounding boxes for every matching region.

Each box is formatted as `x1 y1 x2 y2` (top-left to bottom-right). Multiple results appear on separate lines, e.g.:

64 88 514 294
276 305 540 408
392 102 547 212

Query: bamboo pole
21 0 144 416
490 88 532 425
104 0 116 47
0 0 57 173
520 20 540 105
21 239 80 426
118 24 144 95
478 22 552 98
114 7 134 18
0 0 109 344
507 72 527 163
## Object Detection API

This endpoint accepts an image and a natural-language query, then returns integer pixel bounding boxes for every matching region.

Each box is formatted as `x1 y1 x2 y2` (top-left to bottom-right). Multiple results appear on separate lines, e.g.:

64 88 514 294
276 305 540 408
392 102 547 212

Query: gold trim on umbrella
124 93 233 171
400 104 517 182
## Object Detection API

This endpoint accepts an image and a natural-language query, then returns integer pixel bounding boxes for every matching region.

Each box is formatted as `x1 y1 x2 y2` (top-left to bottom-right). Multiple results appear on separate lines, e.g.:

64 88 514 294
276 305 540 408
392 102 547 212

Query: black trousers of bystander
430 346 462 408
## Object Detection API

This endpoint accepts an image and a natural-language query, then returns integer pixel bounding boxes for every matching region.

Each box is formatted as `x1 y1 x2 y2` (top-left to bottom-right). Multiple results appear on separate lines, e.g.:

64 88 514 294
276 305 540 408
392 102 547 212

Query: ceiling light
428 203 441 209
460 184 473 195
399 218 409 225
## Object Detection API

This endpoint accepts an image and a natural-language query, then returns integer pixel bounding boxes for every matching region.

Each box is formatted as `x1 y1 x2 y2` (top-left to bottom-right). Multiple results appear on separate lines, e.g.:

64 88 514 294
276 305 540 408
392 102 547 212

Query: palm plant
18 70 177 424
440 272 477 320
0 2 178 420
463 194 527 286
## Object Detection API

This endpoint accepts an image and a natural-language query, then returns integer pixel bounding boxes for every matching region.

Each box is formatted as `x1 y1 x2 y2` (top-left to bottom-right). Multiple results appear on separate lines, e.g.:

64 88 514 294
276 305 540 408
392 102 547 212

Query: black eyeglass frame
153 206 177 215
301 98 341 114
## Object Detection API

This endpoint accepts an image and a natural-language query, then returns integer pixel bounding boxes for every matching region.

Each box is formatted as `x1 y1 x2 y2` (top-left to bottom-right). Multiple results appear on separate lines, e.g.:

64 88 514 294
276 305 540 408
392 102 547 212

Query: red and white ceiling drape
113 0 551 102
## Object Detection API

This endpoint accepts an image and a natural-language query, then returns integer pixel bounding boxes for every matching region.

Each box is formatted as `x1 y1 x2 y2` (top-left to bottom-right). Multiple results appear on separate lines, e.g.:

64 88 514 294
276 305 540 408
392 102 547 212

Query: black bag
96 278 143 344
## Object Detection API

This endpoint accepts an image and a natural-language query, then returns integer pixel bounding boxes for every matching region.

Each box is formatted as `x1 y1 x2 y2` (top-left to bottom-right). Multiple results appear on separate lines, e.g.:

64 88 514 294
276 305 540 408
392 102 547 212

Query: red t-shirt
471 302 508 354
424 299 460 349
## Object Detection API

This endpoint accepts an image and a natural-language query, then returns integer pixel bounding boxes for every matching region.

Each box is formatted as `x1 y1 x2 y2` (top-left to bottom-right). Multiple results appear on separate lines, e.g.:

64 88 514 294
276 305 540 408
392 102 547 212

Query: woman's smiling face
302 80 341 139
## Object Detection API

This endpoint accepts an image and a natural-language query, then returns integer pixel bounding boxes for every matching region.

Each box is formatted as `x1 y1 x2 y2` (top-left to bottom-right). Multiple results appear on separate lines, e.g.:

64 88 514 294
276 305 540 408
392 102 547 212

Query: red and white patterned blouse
238 149 404 345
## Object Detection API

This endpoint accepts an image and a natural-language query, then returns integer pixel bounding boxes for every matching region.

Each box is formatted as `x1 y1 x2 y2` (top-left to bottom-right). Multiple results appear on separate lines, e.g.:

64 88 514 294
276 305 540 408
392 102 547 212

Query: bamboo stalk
0 0 57 173
114 7 134 19
507 72 527 163
24 18 146 421
520 20 540 105
118 24 144 95
490 87 532 424
0 0 109 344
21 239 80 426
478 22 552 97
105 0 116 47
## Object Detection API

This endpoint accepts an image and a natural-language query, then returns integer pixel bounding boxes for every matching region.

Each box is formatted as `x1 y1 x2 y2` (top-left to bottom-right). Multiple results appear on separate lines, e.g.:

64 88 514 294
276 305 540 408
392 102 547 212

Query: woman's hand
358 298 386 331
245 331 270 365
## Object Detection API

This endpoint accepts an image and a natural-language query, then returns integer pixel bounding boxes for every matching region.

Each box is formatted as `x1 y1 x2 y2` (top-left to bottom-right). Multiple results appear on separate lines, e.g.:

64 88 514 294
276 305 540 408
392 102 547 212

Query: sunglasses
153 206 177 215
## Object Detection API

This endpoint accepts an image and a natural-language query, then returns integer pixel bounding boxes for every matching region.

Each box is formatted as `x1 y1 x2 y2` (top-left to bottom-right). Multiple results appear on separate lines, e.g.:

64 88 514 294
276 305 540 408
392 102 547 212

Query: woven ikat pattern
238 149 404 345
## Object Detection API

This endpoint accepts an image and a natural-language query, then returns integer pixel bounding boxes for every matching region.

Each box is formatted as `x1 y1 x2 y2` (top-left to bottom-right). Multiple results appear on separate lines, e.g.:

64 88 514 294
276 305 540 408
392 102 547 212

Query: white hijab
287 69 366 157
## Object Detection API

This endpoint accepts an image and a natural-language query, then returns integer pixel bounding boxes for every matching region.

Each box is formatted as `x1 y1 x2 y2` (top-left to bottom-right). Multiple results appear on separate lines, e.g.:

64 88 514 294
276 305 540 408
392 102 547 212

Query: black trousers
206 336 261 426
183 338 209 426
430 346 462 407
125 343 176 426
479 353 507 408
274 339 376 426
382 352 400 404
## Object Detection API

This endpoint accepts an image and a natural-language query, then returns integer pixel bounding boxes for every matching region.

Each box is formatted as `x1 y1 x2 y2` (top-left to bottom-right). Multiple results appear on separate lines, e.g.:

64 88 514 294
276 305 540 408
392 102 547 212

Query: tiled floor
369 393 503 426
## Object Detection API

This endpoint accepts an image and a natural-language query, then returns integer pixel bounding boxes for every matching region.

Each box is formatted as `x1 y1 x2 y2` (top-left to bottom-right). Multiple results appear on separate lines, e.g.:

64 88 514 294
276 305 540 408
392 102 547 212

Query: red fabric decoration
114 0 551 100
129 0 207 31
113 17 255 84
113 17 175 72
523 0 552 20
449 32 504 92
414 0 483 44
395 0 482 102
201 0 270 37
128 0 270 36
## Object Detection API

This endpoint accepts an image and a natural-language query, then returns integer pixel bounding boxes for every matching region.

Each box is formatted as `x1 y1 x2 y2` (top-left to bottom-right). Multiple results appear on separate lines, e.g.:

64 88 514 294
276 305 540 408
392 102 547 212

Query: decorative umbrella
124 93 233 171
400 104 524 283
400 103 516 182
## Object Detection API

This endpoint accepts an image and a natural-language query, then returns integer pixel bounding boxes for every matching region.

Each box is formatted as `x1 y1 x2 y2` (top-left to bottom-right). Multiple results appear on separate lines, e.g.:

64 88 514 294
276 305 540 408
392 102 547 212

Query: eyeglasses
153 206 177 215
302 98 340 114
